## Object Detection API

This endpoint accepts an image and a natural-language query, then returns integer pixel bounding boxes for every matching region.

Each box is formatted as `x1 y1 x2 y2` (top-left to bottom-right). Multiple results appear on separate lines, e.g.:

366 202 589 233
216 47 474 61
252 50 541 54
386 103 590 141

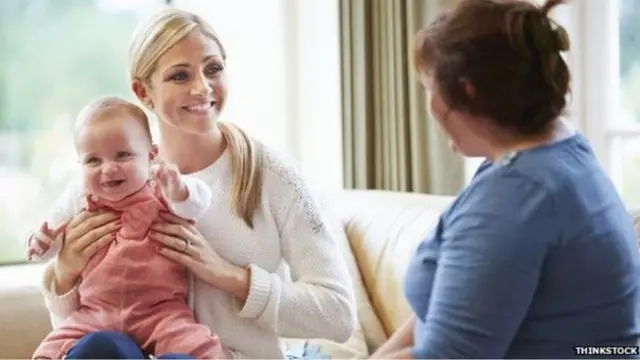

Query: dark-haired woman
372 0 640 358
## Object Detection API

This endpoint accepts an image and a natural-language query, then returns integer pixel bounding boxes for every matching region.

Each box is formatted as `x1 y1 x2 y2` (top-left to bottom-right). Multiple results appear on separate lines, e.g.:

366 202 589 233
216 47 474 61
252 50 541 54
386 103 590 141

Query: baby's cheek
83 169 100 194
127 160 151 186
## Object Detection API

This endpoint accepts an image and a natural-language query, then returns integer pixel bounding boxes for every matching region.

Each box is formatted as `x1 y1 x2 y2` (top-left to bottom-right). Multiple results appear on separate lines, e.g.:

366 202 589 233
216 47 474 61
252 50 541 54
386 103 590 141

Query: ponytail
218 122 264 228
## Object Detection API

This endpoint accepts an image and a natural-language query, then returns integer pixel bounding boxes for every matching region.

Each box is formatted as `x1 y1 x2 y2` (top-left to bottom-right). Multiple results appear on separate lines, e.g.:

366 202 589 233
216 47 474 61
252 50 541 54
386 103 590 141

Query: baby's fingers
50 221 67 237
39 222 52 236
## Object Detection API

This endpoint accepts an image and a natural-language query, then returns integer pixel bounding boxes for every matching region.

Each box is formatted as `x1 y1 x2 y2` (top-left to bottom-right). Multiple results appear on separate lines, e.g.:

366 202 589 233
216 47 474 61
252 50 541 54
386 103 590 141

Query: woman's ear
132 79 154 110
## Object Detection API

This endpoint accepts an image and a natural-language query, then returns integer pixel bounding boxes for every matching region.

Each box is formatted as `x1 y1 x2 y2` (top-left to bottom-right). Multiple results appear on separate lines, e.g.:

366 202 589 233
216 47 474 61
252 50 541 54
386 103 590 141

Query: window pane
619 0 640 127
0 0 163 265
617 0 640 207
608 135 640 208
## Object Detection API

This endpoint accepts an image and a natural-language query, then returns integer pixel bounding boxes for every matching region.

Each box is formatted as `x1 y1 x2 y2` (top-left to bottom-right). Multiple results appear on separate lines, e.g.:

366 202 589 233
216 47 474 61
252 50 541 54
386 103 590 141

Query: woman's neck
157 124 227 175
487 120 573 161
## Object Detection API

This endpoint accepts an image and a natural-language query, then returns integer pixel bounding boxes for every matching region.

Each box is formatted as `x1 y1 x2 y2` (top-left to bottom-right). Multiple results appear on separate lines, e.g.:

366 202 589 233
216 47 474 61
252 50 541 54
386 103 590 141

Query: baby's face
75 115 153 202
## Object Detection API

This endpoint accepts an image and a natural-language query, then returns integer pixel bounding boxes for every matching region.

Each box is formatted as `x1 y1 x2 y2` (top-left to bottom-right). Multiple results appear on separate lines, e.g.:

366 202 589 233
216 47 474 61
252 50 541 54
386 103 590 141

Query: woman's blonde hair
128 7 263 228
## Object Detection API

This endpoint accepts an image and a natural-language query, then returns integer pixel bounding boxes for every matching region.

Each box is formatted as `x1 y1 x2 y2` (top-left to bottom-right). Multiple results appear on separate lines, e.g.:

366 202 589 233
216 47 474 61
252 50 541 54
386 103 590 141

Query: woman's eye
169 71 188 81
205 65 223 76
116 151 132 158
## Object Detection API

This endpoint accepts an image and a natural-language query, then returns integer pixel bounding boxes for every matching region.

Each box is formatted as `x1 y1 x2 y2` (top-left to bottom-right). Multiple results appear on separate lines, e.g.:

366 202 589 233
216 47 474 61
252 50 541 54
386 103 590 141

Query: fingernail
155 245 163 252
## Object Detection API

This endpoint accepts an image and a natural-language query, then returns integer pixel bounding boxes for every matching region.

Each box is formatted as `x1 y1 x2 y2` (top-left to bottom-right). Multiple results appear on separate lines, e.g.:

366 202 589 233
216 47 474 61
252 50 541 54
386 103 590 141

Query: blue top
405 133 640 359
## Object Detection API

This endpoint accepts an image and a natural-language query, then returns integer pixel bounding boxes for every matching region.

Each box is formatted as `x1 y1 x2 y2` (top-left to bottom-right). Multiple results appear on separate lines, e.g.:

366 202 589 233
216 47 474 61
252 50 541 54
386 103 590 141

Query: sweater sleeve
42 262 81 325
235 154 357 342
166 176 213 219
413 171 554 359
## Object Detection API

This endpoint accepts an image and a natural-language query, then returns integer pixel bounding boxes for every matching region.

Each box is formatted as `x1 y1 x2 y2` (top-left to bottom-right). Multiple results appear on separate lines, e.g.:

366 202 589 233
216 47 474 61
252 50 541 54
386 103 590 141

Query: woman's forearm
216 262 251 303
51 261 80 295
371 315 415 358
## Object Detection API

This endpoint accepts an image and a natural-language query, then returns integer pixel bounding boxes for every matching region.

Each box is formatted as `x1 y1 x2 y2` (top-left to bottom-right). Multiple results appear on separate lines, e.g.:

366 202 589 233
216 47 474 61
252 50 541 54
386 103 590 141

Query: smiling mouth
184 102 216 114
102 180 125 188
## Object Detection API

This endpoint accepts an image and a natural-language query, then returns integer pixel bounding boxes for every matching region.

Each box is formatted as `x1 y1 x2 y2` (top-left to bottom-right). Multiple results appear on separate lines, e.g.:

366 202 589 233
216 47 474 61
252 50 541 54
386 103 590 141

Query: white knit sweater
41 147 357 359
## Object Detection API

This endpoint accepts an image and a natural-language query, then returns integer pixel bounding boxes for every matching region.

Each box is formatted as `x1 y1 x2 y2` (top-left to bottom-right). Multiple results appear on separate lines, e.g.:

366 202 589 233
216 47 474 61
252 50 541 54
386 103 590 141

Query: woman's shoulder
259 143 306 191
459 166 550 209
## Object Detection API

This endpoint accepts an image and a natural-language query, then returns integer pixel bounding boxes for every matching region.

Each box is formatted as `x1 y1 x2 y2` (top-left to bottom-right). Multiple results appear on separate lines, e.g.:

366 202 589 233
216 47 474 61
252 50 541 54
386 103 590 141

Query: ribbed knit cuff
42 264 80 319
237 264 271 319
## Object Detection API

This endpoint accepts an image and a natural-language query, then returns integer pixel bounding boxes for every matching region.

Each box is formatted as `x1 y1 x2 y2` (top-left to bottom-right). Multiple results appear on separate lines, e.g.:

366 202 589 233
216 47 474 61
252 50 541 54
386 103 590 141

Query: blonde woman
38 7 356 359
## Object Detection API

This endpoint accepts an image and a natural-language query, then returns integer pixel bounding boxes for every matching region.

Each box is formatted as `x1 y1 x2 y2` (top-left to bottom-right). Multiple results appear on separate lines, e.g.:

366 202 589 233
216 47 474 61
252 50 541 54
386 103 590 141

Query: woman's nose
190 72 213 96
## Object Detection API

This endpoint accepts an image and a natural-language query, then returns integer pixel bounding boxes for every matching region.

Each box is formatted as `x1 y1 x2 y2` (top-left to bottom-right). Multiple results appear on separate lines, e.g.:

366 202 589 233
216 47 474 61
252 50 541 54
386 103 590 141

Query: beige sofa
0 189 457 359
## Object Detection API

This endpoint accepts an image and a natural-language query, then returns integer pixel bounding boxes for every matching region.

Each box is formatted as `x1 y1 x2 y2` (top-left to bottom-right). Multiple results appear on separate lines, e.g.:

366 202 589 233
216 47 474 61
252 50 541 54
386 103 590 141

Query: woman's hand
53 209 120 294
150 211 251 302
370 315 415 359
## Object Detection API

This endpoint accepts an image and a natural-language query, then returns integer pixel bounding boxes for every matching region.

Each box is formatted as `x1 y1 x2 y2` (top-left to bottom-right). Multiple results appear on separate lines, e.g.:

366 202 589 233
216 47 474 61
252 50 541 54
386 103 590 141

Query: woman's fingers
156 246 198 267
159 211 195 227
82 232 116 258
72 220 120 252
151 231 193 253
150 221 198 245
67 208 110 229
68 210 119 236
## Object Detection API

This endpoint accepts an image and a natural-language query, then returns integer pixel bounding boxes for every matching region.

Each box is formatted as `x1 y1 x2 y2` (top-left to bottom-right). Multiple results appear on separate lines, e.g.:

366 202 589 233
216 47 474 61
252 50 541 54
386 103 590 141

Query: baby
26 96 224 359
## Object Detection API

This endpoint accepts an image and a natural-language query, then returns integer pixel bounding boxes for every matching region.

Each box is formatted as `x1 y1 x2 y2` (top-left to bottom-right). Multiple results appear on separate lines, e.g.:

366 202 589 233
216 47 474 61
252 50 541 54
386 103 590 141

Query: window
614 0 640 207
0 0 164 265
567 0 640 209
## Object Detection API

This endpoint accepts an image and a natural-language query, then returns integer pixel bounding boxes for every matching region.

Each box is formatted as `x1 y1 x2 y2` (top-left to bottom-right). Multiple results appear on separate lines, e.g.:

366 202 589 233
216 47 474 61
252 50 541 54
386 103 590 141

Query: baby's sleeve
25 178 84 261
166 176 212 220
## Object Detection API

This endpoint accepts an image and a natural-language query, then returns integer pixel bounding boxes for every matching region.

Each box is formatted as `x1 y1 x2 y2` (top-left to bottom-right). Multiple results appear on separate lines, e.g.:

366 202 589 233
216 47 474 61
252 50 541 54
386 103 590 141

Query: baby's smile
101 179 126 189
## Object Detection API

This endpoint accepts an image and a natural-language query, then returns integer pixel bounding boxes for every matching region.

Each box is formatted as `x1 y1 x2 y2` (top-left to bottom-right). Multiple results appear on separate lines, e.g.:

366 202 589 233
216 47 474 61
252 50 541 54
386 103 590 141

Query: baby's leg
33 311 104 359
135 304 225 359
65 331 144 359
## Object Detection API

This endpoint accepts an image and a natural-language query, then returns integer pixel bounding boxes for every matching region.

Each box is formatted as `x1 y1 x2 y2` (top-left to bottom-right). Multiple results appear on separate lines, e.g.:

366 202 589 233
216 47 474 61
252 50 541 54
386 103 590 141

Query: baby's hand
27 221 66 261
40 221 66 240
151 161 188 202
